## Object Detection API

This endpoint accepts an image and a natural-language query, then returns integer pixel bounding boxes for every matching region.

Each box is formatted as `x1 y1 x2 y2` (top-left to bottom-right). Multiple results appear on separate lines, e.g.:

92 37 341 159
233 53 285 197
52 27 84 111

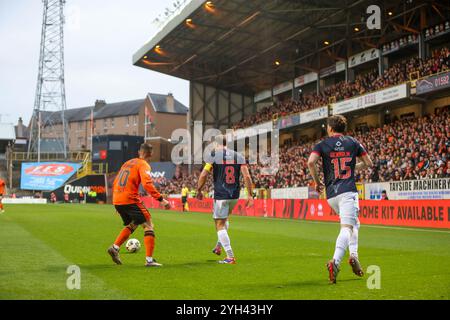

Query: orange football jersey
113 158 162 205
0 179 5 194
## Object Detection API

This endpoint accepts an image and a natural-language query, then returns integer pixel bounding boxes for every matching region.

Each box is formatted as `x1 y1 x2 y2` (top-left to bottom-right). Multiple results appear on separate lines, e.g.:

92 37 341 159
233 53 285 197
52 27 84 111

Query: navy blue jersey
312 135 367 199
205 148 246 200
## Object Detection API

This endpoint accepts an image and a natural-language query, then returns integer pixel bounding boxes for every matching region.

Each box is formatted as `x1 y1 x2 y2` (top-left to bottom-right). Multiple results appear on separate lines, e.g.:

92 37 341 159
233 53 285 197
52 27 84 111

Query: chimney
166 93 174 112
17 117 24 137
94 99 106 109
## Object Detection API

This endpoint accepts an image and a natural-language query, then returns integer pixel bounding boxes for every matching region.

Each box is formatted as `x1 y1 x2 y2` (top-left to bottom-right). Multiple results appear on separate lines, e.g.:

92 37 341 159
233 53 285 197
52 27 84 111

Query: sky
0 0 189 125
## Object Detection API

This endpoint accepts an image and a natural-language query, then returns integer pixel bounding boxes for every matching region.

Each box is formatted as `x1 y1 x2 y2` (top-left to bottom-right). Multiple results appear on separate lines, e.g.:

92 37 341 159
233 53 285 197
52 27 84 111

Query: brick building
36 93 188 161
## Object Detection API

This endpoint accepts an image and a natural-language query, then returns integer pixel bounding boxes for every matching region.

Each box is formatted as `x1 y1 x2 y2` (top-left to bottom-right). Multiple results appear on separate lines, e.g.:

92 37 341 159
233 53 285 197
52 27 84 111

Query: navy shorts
115 203 151 226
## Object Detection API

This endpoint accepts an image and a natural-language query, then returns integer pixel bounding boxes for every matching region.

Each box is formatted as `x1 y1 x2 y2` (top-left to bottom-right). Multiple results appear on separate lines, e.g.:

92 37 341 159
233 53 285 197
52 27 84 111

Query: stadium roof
133 0 448 95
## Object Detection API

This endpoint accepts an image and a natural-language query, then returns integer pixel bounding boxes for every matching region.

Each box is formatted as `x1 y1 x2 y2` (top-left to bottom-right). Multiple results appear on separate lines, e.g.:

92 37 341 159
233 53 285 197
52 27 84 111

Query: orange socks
114 226 133 247
144 230 155 258
0 202 3 210
113 227 155 258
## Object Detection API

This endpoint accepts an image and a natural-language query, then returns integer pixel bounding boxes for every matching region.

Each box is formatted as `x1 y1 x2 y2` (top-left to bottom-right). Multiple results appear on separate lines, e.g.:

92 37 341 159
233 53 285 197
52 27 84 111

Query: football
125 239 141 253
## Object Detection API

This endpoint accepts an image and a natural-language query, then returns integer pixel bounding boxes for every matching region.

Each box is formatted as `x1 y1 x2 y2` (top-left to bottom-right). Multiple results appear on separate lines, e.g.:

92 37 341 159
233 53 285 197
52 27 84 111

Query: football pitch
1 204 449 300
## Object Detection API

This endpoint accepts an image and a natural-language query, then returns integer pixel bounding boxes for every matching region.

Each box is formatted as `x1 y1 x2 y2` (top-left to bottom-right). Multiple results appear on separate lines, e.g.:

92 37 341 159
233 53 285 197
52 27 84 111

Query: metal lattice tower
28 0 68 160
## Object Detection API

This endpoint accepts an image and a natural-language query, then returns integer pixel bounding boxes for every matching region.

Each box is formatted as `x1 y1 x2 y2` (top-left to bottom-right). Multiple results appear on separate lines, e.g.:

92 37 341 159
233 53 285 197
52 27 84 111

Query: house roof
38 94 188 126
39 99 145 125
148 93 188 115
93 99 145 119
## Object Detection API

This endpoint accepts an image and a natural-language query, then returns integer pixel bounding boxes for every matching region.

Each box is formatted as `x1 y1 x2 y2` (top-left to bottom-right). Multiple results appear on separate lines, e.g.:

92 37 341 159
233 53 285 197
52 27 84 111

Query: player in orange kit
107 143 170 267
0 178 6 213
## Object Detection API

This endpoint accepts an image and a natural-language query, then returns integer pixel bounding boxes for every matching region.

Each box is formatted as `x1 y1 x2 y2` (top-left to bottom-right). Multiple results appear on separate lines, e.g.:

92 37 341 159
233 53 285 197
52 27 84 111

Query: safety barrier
142 197 450 229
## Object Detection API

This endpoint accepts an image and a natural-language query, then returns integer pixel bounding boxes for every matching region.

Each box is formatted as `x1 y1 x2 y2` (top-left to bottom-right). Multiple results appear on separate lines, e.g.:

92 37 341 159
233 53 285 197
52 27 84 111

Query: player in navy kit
197 135 254 264
307 115 373 283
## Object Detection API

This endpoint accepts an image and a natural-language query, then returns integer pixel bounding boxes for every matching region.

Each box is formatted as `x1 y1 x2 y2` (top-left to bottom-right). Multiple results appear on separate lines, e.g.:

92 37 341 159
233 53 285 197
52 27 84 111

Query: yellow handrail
11 151 90 162
77 162 109 178
409 70 420 82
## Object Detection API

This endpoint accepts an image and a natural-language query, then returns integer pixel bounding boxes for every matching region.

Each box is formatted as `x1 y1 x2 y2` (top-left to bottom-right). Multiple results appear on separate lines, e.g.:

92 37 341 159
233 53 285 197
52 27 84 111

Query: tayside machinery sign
365 178 450 200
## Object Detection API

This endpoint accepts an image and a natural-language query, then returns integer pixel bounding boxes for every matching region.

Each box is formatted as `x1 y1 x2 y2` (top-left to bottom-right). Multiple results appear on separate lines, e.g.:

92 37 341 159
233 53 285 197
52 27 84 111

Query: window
126 116 130 127
111 118 115 128
103 119 107 128
78 122 83 130
78 137 83 148
109 141 121 150
133 115 137 126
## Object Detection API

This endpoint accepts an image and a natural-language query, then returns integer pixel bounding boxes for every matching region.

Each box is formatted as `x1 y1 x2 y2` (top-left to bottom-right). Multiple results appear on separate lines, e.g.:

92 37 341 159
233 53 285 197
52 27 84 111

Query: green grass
0 204 449 300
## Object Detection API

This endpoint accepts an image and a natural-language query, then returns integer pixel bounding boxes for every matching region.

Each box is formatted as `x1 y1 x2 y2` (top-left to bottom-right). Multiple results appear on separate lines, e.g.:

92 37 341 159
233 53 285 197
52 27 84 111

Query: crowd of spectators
232 47 450 130
249 107 450 189
155 47 450 195
354 107 450 183
157 106 449 195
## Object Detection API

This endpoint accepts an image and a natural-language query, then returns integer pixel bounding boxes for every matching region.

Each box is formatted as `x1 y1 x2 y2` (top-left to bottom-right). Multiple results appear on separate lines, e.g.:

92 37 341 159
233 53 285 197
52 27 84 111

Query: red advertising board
142 197 450 229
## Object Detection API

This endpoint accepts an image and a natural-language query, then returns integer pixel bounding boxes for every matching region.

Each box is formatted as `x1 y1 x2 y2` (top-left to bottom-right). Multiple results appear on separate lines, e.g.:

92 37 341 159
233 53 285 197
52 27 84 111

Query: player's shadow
288 278 362 287
44 264 121 272
237 277 362 291
65 260 218 271
162 260 218 268
78 264 146 271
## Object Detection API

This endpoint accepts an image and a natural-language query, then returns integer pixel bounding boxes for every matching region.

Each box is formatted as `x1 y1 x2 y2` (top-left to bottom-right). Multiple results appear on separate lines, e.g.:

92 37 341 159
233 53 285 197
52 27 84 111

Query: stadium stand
156 105 449 195
232 47 450 129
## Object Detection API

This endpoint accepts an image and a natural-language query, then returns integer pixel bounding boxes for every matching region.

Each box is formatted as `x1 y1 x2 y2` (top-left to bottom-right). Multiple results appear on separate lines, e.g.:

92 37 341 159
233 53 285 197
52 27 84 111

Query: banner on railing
142 197 450 229
271 187 309 199
365 178 450 200
332 83 408 115
294 72 318 87
416 71 450 95
348 48 380 68
299 106 328 124
20 162 81 191
277 113 300 129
